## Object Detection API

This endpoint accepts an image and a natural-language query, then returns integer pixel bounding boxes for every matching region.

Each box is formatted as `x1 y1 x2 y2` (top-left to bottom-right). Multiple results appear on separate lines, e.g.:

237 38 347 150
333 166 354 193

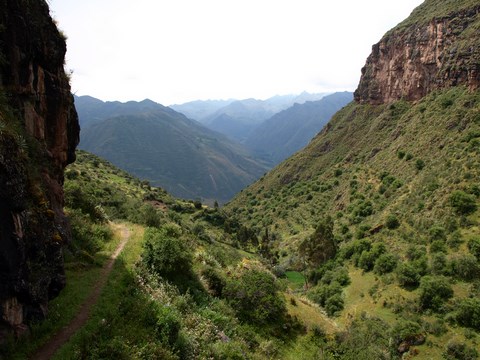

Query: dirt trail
31 224 131 360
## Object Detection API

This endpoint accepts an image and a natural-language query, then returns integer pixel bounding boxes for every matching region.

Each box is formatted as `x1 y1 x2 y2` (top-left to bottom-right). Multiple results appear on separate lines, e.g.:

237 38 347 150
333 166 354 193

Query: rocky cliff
0 0 79 338
355 2 480 104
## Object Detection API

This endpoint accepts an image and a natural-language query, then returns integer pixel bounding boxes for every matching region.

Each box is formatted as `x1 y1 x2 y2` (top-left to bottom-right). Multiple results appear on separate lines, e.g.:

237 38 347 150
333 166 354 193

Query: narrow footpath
31 225 131 360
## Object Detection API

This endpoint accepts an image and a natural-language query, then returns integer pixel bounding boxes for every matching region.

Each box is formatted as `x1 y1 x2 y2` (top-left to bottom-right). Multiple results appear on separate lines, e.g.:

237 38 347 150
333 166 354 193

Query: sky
49 0 424 106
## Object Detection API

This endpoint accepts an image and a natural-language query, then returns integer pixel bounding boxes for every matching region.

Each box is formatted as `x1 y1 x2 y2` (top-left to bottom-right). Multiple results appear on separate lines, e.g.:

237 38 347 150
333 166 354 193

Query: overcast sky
50 0 424 105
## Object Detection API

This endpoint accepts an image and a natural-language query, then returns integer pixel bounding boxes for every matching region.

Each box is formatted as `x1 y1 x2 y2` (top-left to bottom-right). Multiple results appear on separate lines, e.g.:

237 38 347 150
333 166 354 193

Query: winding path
31 224 131 360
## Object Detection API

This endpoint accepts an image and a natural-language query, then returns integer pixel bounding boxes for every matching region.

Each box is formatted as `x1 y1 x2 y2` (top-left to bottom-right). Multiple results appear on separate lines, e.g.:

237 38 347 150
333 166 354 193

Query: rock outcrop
0 0 79 339
355 4 480 104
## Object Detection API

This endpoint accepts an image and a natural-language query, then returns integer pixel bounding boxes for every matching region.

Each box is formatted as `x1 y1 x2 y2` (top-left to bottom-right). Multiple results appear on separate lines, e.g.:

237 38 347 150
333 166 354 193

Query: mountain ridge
245 92 353 164
78 105 268 204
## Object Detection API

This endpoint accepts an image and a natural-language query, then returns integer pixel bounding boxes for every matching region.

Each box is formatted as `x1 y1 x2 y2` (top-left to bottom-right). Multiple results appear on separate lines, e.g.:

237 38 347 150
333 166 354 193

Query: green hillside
245 92 353 165
79 108 268 204
2 151 346 359
225 85 480 357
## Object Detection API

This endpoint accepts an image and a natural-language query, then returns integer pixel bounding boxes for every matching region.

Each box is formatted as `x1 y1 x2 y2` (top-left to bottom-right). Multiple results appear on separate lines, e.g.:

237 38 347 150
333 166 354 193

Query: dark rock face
355 5 480 104
0 0 79 338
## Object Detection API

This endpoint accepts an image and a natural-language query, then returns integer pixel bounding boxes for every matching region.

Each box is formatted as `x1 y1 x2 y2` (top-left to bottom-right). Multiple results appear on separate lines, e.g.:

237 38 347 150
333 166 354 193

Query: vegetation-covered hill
77 99 268 204
245 92 353 165
2 150 369 359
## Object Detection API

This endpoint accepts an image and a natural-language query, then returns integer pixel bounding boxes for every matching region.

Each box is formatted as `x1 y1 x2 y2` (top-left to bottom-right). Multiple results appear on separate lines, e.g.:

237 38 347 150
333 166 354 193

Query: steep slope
79 108 268 204
245 92 353 164
226 1 480 356
0 0 79 339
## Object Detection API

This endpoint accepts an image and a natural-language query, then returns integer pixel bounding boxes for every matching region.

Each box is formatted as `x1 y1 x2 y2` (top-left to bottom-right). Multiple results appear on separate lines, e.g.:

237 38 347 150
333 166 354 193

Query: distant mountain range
75 96 268 203
171 92 329 142
244 92 353 164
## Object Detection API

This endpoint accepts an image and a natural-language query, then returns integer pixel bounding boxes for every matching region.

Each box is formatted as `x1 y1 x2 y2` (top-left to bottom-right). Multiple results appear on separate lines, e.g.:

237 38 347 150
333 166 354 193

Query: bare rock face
355 5 480 104
0 0 80 339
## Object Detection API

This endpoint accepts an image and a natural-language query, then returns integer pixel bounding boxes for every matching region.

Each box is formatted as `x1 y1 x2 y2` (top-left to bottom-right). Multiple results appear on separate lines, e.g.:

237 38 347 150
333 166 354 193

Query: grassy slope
226 86 480 356
227 87 479 242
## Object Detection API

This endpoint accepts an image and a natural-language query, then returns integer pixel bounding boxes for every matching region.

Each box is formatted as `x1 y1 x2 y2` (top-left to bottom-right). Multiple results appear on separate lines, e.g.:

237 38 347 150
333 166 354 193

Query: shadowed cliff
0 0 79 339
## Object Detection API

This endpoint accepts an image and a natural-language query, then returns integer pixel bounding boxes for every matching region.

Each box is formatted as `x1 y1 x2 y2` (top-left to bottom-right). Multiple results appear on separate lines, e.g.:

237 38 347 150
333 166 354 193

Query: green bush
308 281 342 308
324 293 344 316
67 209 113 257
467 238 480 259
430 240 447 253
419 276 453 311
320 267 350 286
385 214 400 229
449 254 480 281
430 253 447 275
397 263 422 287
223 269 286 326
142 227 193 279
450 190 477 215
415 159 425 170
358 243 386 272
152 304 182 346
374 253 398 275
454 298 480 331
391 320 422 346
443 341 479 360
201 266 226 297
429 225 446 241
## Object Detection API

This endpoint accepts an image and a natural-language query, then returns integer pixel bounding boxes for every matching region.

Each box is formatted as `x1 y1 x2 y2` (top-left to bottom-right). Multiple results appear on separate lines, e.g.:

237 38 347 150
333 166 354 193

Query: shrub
374 253 398 275
325 293 344 316
153 304 182 346
397 263 422 287
223 269 286 326
142 227 193 279
320 267 350 286
450 190 477 215
449 254 480 281
430 253 447 275
406 245 427 260
201 266 226 297
467 238 480 259
385 214 400 229
430 240 447 253
443 341 479 360
415 159 425 170
308 281 342 308
391 320 422 346
429 225 446 241
454 298 480 331
419 276 453 311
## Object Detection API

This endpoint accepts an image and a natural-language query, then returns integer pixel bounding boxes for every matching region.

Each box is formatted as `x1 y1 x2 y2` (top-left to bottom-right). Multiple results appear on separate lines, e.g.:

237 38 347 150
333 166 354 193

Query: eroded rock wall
355 5 480 104
0 0 79 338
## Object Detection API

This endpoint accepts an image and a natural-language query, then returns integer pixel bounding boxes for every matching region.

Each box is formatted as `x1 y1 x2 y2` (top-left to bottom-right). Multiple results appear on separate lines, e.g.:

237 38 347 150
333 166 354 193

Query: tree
419 276 453 311
374 253 398 274
299 216 336 268
142 227 193 279
455 298 480 331
450 190 477 215
223 269 286 326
